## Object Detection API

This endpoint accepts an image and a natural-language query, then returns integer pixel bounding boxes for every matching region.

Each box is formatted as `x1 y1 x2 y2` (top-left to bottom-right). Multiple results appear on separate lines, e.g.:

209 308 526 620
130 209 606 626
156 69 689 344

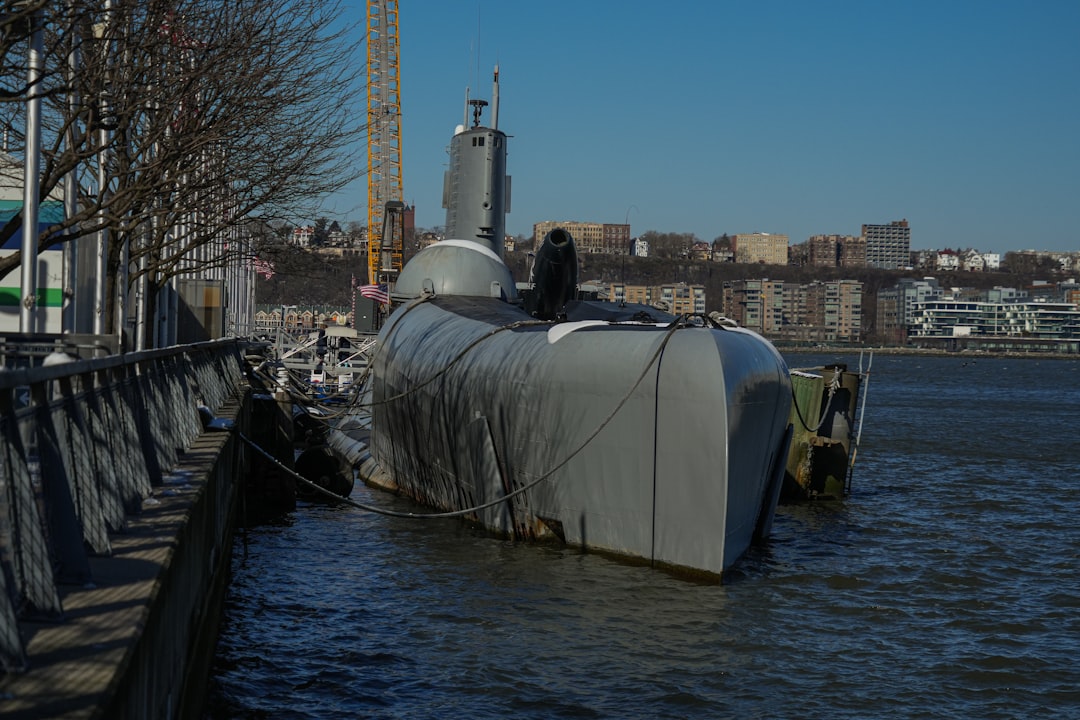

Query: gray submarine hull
367 295 793 578
363 67 793 578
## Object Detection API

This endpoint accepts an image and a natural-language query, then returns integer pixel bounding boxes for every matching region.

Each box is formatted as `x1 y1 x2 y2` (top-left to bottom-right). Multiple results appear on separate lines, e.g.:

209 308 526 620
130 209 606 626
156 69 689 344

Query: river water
207 353 1080 719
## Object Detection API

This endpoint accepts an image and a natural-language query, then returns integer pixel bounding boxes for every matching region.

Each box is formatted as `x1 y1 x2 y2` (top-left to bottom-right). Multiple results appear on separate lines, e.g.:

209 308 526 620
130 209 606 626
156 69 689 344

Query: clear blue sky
323 0 1080 254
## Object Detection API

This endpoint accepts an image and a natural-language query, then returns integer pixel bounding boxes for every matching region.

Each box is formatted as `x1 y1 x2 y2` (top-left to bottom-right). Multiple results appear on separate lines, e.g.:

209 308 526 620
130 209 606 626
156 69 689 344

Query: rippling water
208 354 1080 719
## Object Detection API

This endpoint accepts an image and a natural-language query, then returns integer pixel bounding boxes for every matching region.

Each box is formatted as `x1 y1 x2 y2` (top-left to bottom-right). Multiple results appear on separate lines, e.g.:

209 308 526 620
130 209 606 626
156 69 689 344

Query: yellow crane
366 0 404 285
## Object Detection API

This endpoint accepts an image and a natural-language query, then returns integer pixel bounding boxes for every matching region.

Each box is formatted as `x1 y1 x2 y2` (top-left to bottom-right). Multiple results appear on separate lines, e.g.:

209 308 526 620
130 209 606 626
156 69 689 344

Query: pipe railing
0 339 246 673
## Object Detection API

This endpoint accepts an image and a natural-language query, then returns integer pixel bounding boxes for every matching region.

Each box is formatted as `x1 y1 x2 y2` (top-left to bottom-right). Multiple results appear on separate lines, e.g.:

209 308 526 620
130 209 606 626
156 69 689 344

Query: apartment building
721 279 863 343
814 280 863 342
807 234 866 268
863 219 911 270
533 221 631 254
615 283 706 314
1065 284 1080 306
720 279 786 334
876 277 943 344
659 284 706 315
908 299 1080 352
732 232 788 265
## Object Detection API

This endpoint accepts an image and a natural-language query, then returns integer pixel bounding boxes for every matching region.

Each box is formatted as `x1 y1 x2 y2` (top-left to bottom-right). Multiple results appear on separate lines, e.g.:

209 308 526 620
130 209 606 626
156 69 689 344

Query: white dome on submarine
394 239 518 301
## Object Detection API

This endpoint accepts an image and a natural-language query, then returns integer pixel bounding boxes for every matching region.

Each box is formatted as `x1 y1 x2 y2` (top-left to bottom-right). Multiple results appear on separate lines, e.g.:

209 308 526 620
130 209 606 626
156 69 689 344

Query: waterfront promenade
0 340 252 719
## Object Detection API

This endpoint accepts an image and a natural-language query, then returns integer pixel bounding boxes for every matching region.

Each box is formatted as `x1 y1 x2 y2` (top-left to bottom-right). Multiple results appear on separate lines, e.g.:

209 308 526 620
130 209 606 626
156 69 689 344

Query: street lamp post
19 9 43 333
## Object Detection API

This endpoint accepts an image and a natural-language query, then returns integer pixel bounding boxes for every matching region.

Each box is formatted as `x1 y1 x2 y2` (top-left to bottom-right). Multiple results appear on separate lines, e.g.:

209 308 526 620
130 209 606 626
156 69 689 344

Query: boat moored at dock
357 69 796 579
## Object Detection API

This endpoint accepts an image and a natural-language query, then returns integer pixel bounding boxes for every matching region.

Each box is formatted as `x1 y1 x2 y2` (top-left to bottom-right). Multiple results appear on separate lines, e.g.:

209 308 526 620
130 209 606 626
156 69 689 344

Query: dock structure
0 339 257 719
271 324 376 394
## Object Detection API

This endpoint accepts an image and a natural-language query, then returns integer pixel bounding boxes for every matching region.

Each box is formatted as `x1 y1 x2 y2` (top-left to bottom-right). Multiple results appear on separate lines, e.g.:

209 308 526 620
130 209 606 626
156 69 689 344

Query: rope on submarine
254 294 504 417
269 295 717 415
359 304 736 412
260 296 726 418
252 364 370 421
236 312 698 519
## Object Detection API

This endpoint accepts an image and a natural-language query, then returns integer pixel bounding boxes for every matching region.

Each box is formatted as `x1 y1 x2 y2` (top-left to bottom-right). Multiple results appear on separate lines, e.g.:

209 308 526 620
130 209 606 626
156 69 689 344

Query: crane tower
366 0 403 285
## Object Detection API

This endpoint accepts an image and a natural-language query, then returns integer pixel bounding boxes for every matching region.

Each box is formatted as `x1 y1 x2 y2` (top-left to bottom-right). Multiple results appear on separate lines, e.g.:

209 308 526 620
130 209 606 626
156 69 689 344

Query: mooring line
237 315 689 520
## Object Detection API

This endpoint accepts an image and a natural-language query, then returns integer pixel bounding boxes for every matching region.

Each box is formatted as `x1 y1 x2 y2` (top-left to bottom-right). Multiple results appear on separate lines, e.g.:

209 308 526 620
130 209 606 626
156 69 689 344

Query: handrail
0 339 248 673
0 338 243 391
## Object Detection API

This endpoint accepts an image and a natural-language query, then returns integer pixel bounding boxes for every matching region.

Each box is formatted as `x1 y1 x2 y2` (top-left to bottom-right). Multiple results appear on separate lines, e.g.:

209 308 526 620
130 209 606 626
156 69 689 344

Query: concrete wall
0 383 252 719
105 390 249 720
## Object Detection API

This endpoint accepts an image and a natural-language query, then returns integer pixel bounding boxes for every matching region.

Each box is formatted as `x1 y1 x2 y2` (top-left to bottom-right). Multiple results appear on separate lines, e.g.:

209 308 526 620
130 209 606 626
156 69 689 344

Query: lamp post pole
19 9 43 333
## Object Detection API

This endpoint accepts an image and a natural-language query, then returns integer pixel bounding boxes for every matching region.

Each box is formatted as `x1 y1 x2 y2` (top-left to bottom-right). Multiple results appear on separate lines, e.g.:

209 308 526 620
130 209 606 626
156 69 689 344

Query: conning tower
443 66 510 255
394 67 516 301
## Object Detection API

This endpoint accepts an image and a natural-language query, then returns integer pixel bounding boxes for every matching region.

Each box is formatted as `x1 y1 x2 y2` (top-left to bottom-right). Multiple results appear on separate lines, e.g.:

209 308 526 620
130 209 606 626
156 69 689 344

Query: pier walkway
0 339 252 719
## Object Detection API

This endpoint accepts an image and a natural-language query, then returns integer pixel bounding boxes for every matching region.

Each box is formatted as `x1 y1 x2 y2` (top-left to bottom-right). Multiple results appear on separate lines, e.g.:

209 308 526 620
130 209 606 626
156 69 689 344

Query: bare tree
1002 251 1061 277
641 230 698 260
1 0 366 336
0 2 52 99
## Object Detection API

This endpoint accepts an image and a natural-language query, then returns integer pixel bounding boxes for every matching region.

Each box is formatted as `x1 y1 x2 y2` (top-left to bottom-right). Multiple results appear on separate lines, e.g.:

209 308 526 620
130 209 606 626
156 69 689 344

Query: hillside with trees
254 244 367 307
257 242 1066 336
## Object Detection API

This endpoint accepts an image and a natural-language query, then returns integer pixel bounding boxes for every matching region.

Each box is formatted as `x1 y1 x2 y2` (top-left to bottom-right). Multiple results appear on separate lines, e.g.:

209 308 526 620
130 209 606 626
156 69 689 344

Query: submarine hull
367 296 793 579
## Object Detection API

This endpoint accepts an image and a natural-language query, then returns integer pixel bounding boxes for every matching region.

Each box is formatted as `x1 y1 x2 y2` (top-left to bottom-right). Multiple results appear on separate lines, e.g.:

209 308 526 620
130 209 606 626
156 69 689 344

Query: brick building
533 221 631 255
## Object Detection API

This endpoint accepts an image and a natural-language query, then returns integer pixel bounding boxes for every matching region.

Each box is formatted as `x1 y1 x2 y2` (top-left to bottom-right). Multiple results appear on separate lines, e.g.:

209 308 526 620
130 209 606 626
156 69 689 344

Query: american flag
359 283 390 305
253 257 275 280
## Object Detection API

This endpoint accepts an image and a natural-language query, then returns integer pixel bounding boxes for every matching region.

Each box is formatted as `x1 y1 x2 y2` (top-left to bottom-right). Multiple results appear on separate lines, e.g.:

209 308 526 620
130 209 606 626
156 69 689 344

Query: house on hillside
961 249 986 272
936 249 960 271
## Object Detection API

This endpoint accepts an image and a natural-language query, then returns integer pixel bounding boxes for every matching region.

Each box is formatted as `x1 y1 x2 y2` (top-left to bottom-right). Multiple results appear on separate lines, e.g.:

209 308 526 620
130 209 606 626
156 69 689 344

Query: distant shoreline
777 345 1077 361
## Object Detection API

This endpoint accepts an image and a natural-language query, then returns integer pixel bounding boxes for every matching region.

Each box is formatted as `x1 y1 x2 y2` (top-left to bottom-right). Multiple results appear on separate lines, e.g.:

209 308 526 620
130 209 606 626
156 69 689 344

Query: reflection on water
209 355 1080 719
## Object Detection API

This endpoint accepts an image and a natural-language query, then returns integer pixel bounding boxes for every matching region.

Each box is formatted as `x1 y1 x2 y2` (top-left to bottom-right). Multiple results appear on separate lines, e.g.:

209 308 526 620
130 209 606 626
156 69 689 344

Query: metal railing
0 339 246 672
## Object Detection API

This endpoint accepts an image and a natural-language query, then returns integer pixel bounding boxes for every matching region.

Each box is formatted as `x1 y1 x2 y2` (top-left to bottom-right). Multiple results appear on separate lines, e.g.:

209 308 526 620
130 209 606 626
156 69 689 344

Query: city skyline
322 0 1080 255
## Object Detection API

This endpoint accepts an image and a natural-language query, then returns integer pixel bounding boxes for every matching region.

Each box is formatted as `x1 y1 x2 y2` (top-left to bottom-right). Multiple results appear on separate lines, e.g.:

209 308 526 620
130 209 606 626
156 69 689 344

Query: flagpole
93 0 113 336
63 0 81 334
19 9 43 333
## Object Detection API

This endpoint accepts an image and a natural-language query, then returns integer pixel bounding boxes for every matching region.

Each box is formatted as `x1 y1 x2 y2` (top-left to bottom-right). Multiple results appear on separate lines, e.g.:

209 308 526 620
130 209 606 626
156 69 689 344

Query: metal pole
246 235 256 337
19 9 43 333
62 1 81 334
134 224 148 350
93 0 113 336
116 224 129 349
93 165 107 333
114 6 135 350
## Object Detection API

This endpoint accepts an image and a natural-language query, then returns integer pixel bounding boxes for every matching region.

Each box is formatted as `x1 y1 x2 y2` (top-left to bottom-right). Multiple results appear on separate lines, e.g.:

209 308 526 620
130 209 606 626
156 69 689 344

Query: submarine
361 68 794 579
